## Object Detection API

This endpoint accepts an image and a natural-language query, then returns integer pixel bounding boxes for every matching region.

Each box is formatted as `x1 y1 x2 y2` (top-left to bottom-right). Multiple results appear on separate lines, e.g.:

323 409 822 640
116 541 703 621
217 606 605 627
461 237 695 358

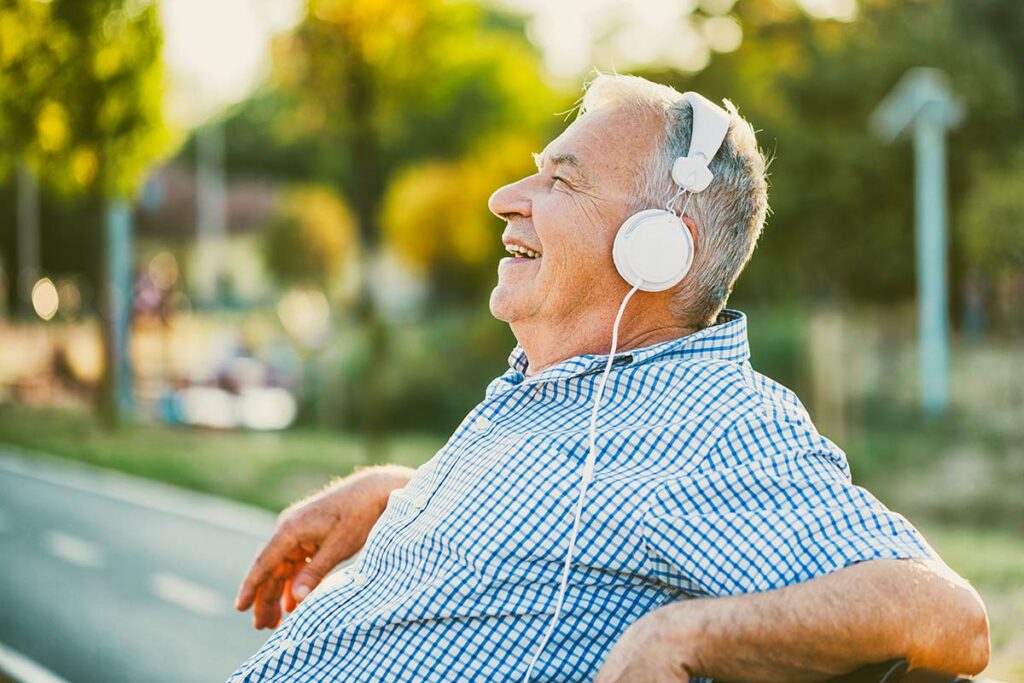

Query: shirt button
472 416 491 431
352 572 368 588
412 493 429 509
327 568 352 588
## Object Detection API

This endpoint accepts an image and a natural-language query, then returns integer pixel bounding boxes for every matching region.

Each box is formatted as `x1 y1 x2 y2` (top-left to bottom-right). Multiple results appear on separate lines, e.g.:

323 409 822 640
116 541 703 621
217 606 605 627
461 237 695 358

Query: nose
488 176 533 222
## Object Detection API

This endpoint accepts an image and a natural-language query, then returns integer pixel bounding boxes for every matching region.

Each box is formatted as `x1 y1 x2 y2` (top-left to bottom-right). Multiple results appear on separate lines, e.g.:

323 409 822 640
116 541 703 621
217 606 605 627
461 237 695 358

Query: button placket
333 566 353 586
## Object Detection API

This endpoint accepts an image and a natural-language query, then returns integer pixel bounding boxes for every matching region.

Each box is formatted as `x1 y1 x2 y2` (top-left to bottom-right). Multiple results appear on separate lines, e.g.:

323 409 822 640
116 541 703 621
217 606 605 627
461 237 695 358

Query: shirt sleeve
641 405 937 597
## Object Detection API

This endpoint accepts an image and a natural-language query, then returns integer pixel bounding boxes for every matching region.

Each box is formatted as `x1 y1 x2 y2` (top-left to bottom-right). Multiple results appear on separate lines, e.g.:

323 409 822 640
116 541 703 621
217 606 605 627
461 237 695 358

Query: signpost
870 68 964 417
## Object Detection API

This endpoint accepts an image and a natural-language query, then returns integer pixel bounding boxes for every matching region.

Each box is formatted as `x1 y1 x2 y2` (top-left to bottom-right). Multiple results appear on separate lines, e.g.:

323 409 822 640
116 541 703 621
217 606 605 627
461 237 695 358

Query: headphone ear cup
613 209 694 292
671 156 713 192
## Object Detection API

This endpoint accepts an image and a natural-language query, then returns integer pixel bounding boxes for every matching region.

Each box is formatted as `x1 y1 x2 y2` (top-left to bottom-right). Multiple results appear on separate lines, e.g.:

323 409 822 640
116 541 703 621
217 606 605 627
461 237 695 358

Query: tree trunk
343 28 390 463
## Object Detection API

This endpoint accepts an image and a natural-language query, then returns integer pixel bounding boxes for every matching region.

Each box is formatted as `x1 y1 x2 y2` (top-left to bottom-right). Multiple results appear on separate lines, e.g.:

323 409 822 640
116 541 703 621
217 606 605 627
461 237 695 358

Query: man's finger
254 574 286 629
282 577 297 613
291 539 346 603
236 535 295 611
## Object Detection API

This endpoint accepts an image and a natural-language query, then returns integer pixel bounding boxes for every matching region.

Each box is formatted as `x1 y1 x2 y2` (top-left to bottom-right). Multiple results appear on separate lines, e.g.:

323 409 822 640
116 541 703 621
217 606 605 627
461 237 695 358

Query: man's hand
234 465 414 629
593 607 697 683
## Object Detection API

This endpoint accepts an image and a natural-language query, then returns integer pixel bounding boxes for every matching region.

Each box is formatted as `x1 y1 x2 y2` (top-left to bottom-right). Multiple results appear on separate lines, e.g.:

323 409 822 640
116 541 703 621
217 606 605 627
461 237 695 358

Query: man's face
487 107 659 330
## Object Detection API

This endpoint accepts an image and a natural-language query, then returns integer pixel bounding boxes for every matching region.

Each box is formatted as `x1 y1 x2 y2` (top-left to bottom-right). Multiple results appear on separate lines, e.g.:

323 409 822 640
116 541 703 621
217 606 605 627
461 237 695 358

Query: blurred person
230 75 989 683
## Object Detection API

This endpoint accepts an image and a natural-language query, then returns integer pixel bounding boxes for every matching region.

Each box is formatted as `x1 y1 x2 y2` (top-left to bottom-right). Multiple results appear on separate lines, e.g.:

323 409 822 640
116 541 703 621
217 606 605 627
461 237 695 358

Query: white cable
522 283 642 683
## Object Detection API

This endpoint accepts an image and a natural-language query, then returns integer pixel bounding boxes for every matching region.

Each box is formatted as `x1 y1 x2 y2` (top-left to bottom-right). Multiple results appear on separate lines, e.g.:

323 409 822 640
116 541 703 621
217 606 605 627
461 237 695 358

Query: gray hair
579 74 770 328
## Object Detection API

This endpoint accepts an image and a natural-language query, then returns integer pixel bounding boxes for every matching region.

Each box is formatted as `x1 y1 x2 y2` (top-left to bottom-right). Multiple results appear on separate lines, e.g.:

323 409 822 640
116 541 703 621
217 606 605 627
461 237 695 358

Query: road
0 448 279 683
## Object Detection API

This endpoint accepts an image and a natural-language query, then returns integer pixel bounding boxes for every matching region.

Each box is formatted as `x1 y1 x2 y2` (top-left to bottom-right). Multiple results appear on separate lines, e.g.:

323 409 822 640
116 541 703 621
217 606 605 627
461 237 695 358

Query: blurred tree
647 0 1024 309
382 133 539 306
0 0 169 426
0 0 168 197
184 88 330 183
960 161 1024 276
261 185 356 291
959 155 1024 332
267 0 563 458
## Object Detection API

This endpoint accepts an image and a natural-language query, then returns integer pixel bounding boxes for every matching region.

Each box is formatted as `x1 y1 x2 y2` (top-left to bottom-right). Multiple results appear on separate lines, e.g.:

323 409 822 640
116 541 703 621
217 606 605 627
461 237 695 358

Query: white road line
0 448 275 537
43 531 105 569
150 572 226 616
0 641 70 683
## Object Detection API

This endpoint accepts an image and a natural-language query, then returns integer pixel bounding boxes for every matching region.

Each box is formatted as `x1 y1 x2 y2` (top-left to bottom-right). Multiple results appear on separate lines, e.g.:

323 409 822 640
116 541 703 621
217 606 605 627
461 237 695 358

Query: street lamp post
870 68 964 418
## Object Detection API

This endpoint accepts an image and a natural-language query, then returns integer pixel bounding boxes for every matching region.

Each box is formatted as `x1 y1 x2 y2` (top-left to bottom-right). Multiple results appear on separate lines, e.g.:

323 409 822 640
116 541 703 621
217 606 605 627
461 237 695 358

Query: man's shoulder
635 356 843 470
637 354 809 424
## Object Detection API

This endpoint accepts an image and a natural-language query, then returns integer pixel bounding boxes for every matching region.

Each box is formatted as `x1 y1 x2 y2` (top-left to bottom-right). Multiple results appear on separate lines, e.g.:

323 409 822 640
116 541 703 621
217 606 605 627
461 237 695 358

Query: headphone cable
522 283 642 682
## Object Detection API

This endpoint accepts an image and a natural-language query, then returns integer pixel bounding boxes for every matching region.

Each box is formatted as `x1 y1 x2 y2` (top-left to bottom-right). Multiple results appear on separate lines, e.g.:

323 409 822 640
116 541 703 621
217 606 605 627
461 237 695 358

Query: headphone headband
671 92 731 193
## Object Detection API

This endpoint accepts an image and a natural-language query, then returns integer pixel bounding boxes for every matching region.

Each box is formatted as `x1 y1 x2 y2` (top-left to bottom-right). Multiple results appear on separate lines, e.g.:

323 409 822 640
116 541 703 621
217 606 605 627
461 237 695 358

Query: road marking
0 641 70 683
150 572 226 616
43 531 105 569
0 449 275 537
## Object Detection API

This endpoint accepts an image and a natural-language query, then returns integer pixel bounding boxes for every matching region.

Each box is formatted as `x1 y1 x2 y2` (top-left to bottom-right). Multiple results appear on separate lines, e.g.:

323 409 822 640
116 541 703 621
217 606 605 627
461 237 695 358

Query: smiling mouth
504 243 542 260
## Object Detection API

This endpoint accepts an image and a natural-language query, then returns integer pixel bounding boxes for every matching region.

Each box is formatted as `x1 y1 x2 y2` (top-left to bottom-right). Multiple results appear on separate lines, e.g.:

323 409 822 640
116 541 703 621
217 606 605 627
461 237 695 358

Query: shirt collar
493 308 750 393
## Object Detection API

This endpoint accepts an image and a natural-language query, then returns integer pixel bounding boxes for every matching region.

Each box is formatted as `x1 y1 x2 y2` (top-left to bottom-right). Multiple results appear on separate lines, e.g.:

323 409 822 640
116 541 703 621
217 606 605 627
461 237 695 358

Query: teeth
505 244 541 259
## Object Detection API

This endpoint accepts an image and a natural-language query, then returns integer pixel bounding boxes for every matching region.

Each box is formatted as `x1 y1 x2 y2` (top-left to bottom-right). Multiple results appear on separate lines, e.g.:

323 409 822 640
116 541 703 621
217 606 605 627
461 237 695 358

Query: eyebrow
533 151 586 181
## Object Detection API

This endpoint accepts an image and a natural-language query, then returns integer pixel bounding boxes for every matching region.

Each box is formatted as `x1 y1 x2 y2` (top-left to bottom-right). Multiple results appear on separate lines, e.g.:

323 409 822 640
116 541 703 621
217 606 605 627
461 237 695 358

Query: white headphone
522 91 732 683
611 91 731 292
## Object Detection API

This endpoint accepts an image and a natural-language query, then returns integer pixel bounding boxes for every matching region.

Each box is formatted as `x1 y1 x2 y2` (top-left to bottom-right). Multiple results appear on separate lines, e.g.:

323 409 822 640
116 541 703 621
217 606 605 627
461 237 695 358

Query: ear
682 215 698 251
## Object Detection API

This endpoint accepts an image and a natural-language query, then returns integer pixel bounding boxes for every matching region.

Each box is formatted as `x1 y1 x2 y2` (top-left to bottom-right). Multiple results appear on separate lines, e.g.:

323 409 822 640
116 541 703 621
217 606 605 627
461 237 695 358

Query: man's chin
488 285 525 324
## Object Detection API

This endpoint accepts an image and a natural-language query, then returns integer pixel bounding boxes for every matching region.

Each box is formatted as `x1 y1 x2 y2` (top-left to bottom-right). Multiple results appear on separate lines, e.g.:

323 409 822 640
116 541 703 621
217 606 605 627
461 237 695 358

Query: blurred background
0 0 1021 681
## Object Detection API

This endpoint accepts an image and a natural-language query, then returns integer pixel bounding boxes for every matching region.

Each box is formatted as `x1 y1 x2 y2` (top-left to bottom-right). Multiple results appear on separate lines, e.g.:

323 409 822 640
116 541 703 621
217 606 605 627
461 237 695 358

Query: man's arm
595 558 990 682
234 464 415 629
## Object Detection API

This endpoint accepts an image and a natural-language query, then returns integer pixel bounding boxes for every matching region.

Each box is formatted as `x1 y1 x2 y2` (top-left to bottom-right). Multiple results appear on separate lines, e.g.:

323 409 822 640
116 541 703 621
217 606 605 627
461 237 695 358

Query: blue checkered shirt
229 309 935 682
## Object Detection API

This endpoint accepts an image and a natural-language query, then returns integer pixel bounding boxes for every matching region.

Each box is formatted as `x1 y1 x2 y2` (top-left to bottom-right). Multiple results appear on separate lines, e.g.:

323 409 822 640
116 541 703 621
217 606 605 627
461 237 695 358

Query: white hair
579 73 770 327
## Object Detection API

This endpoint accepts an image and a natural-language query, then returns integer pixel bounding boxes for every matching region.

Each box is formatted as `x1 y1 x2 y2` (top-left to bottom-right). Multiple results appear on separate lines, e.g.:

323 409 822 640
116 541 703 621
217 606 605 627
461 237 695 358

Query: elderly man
230 75 989 683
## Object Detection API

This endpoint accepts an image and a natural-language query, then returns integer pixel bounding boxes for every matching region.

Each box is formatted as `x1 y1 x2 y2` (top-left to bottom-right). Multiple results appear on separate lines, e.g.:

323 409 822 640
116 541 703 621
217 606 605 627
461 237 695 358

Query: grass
845 404 1024 534
0 403 1021 679
0 404 442 511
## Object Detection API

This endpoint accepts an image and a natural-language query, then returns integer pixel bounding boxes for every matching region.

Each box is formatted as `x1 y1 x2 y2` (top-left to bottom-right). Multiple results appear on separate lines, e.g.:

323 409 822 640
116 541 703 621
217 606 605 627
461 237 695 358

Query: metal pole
16 163 40 316
196 121 227 306
107 200 135 415
913 102 949 417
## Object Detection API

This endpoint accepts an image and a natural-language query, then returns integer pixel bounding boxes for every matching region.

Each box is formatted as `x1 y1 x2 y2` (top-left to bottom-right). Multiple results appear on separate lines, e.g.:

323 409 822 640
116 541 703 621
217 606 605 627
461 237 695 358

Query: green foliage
261 185 357 288
648 0 1024 306
271 0 561 179
196 89 331 183
331 309 516 434
243 0 568 273
0 0 170 199
959 156 1024 275
381 133 541 305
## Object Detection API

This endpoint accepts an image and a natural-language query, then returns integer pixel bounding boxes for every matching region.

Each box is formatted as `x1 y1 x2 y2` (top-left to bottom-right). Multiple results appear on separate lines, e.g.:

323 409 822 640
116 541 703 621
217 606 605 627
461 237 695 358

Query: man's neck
513 312 699 378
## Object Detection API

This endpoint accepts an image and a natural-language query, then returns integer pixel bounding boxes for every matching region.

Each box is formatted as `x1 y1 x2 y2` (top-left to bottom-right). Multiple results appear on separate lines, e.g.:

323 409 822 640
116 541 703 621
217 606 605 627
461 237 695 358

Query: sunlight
159 0 302 123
